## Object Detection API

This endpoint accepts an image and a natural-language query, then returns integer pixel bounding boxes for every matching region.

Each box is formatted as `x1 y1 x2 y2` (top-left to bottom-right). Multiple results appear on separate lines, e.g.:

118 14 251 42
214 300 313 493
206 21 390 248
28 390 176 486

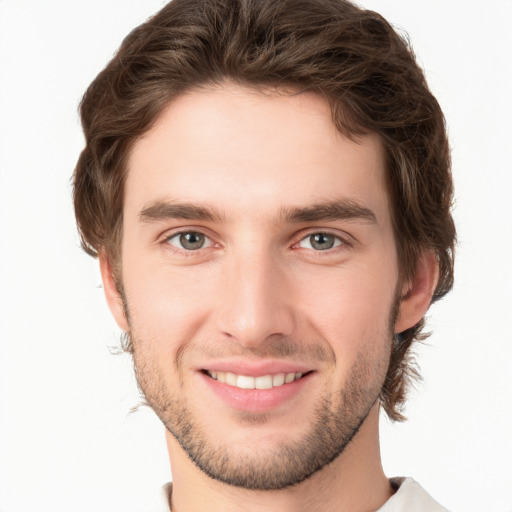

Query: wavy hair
74 0 455 420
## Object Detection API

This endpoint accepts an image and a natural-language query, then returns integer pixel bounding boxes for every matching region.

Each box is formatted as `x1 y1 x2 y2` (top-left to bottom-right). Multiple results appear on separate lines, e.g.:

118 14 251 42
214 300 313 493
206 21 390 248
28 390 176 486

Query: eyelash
163 231 215 256
295 231 347 252
162 229 352 257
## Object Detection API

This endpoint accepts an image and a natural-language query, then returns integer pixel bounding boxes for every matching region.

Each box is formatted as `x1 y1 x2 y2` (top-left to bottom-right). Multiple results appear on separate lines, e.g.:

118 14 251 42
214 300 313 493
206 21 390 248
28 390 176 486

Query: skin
100 83 438 512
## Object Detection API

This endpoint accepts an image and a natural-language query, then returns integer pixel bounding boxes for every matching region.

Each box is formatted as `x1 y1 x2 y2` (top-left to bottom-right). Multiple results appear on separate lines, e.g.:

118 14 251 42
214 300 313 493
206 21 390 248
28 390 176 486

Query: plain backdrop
0 1 511 511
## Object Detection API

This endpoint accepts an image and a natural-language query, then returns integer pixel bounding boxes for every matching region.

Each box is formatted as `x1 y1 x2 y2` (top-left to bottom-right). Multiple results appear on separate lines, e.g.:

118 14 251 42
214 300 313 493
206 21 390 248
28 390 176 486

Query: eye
298 232 343 251
166 231 213 251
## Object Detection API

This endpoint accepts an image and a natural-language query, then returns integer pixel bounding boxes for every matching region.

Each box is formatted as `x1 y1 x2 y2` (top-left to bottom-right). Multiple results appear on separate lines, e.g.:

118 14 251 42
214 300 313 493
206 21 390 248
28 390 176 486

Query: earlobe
395 251 439 334
99 252 129 332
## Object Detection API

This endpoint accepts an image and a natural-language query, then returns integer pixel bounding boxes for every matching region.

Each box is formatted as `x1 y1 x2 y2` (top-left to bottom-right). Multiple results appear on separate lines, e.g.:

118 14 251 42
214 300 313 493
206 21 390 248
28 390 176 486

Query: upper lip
196 359 314 377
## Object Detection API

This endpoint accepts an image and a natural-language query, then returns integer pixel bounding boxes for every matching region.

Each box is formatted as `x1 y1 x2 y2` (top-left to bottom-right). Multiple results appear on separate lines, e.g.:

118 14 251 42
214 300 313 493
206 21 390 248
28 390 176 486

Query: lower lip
199 372 312 412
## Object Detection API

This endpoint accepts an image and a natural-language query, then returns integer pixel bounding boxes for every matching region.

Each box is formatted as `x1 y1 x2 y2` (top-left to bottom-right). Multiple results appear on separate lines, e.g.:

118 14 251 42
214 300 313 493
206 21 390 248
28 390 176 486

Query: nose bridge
215 242 294 346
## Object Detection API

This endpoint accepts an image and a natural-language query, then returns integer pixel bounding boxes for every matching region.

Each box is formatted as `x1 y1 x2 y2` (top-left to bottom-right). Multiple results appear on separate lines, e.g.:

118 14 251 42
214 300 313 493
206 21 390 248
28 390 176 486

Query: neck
166 404 393 512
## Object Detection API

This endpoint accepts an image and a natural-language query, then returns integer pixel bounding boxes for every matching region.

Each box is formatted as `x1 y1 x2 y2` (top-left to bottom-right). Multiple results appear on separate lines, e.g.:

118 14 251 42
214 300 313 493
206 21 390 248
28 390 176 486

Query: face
104 84 408 490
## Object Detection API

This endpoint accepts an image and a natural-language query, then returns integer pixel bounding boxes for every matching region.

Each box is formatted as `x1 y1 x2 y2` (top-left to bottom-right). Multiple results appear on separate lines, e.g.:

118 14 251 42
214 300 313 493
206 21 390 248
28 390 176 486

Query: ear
99 252 129 332
395 251 439 334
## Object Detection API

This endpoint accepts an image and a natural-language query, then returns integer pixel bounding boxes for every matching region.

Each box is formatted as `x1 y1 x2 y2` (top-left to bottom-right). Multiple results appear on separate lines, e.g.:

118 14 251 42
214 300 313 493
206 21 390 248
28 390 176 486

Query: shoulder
377 477 451 512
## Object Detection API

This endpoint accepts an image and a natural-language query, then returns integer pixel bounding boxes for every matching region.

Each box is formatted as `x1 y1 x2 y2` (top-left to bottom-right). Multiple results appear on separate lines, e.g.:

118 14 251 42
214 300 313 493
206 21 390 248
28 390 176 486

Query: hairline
108 82 401 273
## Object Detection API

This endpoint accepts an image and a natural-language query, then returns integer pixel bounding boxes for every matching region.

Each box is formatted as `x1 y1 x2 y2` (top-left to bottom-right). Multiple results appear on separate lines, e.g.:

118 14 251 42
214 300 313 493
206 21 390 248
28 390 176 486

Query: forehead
125 83 389 223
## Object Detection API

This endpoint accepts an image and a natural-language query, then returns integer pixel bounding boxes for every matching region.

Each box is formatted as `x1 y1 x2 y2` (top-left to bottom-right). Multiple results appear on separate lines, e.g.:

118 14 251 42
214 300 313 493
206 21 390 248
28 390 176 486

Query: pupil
311 233 334 250
180 232 204 250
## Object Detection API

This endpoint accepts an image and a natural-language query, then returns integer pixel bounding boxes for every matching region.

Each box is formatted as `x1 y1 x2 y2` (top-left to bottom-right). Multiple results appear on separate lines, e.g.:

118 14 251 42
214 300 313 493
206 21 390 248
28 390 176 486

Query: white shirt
378 478 450 511
146 477 451 512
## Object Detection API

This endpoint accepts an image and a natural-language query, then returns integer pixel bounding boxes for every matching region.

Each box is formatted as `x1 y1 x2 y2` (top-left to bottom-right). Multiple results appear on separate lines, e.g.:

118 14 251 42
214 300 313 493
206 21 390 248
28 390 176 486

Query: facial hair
128 319 394 491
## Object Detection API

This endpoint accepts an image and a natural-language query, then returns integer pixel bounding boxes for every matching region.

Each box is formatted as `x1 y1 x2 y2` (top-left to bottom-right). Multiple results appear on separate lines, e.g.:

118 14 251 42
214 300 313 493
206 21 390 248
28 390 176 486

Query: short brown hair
73 0 455 421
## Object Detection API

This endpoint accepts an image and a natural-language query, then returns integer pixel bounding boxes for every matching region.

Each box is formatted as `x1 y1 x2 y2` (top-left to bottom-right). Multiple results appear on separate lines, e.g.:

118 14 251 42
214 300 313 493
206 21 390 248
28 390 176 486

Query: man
73 0 455 510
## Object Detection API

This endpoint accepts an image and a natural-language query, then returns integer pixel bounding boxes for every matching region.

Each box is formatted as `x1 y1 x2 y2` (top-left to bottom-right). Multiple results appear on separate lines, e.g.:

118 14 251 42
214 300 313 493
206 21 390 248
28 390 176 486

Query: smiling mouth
204 370 309 390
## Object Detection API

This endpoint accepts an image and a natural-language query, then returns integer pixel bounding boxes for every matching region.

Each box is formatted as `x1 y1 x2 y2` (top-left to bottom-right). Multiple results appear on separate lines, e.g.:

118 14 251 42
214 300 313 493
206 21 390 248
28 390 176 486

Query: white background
0 1 511 511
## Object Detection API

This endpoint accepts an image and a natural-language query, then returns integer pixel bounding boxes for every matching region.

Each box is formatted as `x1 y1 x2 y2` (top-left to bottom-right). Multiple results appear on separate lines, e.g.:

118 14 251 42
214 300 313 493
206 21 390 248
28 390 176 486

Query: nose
214 248 295 348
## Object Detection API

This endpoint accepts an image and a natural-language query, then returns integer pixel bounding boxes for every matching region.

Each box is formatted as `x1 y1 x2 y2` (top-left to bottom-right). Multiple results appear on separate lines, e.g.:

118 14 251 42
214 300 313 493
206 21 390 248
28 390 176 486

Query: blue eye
299 233 343 251
166 231 213 250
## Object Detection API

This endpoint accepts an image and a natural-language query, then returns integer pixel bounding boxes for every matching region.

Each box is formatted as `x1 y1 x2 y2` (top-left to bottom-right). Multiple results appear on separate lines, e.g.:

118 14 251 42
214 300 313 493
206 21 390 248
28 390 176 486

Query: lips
199 364 313 412
206 370 304 389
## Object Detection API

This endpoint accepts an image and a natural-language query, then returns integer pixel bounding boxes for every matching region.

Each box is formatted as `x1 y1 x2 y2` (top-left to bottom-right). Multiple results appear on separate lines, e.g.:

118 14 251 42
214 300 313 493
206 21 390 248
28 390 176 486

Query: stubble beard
129 325 393 491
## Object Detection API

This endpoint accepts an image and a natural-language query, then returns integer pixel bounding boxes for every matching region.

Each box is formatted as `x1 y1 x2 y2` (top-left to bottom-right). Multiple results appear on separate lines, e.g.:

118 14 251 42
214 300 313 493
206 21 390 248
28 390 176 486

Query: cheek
121 257 216 348
292 264 397 357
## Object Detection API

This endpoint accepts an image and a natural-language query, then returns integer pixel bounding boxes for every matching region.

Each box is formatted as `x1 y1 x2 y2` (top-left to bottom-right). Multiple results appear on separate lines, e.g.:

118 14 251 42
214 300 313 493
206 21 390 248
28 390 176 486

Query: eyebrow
139 201 225 223
280 200 377 224
138 199 377 225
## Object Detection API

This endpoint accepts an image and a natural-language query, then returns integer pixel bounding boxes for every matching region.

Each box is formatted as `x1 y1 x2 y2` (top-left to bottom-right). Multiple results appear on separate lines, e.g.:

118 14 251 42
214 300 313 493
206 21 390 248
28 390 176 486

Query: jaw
158 360 384 489
165 402 392 512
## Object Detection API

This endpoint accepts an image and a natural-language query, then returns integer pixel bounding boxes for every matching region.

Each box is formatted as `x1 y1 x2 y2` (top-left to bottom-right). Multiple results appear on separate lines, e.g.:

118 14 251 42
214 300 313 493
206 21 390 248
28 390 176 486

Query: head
73 0 455 483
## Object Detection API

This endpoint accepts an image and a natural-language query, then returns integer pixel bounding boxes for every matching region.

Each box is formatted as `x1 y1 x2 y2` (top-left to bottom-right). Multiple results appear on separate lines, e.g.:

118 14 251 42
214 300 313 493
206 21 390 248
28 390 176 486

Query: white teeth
284 372 295 384
272 373 285 386
225 372 237 386
207 370 305 389
255 375 273 390
237 375 255 389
